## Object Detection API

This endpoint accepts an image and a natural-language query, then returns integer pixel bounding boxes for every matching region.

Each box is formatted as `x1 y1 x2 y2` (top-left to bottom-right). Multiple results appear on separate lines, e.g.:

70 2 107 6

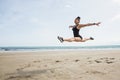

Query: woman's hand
95 22 101 26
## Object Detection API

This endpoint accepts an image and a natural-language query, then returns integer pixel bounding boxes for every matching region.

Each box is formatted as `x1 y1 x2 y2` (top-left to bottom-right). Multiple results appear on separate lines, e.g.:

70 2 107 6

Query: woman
58 16 101 43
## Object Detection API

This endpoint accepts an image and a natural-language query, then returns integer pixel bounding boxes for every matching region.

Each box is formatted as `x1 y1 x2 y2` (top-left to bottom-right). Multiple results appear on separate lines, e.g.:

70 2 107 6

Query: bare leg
72 37 93 42
61 37 93 42
80 38 91 42
63 38 75 42
63 37 83 42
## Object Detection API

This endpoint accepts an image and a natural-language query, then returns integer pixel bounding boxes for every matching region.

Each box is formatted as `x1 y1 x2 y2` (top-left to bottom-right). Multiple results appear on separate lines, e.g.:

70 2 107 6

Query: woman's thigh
74 37 82 41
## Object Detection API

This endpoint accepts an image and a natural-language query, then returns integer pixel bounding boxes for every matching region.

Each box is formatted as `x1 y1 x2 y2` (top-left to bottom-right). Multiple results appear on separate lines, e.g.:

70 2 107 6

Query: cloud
30 18 40 23
65 4 72 8
112 0 120 4
111 14 120 21
64 1 73 8
113 0 120 3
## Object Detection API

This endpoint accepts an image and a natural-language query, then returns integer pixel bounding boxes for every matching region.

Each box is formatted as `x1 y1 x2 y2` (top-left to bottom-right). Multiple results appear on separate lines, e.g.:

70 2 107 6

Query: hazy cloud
112 0 120 4
111 14 120 21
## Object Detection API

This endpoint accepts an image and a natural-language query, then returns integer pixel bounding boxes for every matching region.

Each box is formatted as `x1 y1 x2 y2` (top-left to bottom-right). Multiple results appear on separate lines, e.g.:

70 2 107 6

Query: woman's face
74 18 80 25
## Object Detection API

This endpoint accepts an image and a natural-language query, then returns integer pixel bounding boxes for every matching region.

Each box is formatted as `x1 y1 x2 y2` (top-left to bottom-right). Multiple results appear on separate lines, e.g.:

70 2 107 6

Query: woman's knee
70 38 75 42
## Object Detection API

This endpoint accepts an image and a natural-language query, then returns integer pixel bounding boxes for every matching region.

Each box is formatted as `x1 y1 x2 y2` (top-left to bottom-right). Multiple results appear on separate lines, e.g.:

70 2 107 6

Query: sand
0 50 120 80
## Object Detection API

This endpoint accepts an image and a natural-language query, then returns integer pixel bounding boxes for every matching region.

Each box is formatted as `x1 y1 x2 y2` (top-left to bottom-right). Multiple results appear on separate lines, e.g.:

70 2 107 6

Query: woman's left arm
78 22 101 28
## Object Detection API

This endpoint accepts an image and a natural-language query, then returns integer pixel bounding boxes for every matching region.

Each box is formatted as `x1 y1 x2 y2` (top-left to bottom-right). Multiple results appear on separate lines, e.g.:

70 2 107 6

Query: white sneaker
57 36 64 43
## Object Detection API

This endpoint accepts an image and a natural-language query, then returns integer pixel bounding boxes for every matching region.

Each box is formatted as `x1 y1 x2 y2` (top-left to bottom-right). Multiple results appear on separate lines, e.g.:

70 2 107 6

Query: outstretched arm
78 22 101 28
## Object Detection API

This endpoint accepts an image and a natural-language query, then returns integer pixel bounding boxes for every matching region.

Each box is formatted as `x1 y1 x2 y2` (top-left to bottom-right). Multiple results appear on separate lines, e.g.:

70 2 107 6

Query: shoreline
0 45 120 51
0 48 120 53
0 49 120 53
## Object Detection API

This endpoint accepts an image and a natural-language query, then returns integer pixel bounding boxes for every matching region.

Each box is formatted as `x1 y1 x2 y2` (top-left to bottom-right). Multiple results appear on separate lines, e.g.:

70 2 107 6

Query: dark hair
76 16 80 19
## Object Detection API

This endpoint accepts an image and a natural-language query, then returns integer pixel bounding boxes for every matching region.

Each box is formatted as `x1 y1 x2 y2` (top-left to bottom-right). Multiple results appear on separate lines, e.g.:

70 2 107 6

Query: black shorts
74 35 83 40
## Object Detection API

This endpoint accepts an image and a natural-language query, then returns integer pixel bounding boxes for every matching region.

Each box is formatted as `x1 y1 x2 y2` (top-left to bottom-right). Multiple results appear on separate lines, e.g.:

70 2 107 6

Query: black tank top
72 26 80 37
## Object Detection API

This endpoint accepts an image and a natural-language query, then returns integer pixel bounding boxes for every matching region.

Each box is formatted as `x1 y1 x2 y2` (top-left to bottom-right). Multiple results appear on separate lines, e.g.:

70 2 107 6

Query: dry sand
0 50 120 80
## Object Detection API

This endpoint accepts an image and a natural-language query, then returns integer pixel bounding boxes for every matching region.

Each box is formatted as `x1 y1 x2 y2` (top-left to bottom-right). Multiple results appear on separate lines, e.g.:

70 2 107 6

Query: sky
0 0 120 46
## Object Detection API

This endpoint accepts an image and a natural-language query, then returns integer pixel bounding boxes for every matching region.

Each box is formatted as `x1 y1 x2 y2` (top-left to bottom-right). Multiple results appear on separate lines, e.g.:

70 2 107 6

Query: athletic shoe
57 36 64 43
90 37 94 40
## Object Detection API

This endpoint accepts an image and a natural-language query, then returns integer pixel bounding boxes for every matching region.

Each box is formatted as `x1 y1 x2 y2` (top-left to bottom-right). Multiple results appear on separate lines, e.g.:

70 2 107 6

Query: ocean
0 45 120 51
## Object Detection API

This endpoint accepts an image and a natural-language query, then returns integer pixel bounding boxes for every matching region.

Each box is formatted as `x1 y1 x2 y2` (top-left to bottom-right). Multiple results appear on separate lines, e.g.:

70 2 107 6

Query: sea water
0 45 120 51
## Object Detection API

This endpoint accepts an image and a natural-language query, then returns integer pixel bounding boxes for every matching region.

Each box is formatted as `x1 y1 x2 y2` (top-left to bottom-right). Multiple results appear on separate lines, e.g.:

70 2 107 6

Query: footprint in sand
17 60 41 71
94 60 102 63
33 60 41 63
94 57 115 64
103 57 115 64
44 65 47 67
86 70 106 75
6 75 31 80
75 59 80 62
55 60 61 63
105 60 114 64
87 57 92 59
88 60 93 64
17 64 31 71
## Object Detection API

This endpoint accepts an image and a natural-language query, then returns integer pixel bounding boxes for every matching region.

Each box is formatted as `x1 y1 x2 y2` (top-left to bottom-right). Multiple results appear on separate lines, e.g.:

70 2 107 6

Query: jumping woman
58 16 101 43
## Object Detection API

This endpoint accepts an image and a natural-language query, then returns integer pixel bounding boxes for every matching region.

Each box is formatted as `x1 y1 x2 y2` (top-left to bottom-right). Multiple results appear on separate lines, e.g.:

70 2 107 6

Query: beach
0 50 120 80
